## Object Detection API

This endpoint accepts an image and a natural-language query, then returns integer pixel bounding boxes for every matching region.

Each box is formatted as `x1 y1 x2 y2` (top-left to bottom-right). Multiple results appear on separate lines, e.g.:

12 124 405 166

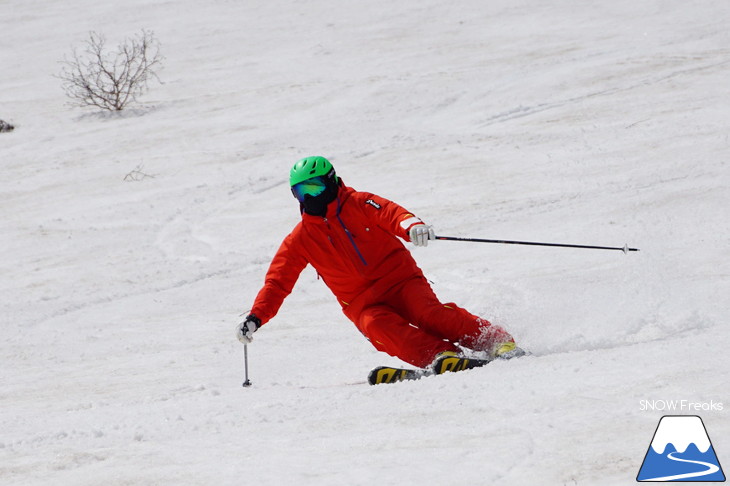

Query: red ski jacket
251 184 426 325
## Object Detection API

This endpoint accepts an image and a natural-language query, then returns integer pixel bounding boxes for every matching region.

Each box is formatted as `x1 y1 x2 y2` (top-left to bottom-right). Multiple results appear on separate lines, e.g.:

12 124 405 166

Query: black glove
236 314 261 344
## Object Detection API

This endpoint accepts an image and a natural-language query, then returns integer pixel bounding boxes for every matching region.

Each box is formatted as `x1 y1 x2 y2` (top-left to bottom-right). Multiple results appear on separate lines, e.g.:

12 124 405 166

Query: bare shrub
58 30 163 112
123 164 156 182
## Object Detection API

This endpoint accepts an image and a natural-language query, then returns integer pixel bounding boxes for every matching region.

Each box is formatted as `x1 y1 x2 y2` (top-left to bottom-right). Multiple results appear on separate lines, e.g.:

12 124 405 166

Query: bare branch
123 164 156 182
58 30 163 111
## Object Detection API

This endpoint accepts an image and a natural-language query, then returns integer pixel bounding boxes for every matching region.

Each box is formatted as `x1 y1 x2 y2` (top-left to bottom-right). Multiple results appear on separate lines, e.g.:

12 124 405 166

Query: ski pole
434 235 639 253
242 343 252 387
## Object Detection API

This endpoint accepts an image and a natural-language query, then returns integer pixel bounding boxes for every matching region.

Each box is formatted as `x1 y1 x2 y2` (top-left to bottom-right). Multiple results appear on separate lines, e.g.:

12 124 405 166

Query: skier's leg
348 303 458 368
392 277 515 356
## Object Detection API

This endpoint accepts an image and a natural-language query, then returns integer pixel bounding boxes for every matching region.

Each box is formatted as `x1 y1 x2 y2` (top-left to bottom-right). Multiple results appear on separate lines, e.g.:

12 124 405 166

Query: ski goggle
291 176 327 202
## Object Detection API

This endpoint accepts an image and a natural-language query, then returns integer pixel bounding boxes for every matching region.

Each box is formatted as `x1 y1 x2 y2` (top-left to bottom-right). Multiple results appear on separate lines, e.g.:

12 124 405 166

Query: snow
650 416 711 454
2 0 729 484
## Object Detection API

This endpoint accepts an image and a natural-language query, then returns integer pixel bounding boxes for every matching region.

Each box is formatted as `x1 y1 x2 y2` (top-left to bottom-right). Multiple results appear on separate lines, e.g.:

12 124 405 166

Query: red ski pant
343 276 513 368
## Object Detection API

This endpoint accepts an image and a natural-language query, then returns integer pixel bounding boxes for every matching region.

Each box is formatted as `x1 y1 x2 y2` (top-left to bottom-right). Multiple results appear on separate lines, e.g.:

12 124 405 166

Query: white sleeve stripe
400 216 422 230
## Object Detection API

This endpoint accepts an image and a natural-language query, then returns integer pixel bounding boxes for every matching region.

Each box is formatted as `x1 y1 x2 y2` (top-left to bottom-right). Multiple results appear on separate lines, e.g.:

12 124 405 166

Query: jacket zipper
323 198 368 267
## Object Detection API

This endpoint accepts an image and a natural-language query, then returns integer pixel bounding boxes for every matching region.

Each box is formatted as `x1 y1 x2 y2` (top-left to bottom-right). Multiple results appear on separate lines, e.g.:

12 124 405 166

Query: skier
237 156 523 370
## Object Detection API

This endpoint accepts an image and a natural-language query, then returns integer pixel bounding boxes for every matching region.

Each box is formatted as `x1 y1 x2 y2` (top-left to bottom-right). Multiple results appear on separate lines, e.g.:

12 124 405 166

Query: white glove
409 224 435 247
236 314 260 344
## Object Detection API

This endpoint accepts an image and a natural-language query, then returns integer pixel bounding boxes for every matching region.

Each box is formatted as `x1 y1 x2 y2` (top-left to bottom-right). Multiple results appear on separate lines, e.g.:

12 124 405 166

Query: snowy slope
2 0 729 484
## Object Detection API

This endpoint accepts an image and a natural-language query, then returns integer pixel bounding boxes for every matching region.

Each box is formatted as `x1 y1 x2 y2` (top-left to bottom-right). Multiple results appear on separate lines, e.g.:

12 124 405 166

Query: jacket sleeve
250 230 308 326
356 191 425 242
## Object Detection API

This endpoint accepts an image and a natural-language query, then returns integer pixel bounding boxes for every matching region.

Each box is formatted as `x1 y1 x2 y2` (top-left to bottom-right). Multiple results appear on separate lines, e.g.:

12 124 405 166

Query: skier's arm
250 231 308 325
359 192 434 245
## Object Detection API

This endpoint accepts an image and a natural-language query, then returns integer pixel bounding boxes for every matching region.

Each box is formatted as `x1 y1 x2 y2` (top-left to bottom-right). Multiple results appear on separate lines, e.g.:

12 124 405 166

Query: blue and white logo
637 415 725 482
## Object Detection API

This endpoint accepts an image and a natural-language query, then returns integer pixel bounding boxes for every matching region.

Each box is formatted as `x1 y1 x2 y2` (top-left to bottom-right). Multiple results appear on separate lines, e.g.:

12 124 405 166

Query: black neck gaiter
302 180 339 216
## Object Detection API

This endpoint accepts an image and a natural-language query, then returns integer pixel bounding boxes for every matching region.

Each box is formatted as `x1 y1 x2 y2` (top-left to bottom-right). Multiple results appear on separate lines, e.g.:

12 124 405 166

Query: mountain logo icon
637 415 725 482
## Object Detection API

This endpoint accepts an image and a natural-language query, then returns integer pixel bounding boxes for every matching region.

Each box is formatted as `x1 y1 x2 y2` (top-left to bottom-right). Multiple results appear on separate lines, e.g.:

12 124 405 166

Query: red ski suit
251 184 512 367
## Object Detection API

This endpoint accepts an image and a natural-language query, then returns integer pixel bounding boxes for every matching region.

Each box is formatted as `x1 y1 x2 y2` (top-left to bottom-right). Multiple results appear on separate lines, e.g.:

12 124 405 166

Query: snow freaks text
639 400 724 412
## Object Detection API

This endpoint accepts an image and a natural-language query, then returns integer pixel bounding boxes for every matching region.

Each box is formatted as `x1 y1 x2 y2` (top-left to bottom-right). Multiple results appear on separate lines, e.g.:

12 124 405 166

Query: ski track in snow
2 0 729 485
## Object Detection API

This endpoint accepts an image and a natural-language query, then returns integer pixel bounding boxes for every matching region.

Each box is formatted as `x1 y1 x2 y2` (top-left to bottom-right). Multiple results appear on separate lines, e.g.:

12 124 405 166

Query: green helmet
289 156 338 186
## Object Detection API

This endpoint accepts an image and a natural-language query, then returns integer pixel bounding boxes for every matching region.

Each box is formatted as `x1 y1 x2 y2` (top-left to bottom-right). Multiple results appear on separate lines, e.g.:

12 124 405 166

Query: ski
368 355 492 385
433 354 492 374
368 366 433 385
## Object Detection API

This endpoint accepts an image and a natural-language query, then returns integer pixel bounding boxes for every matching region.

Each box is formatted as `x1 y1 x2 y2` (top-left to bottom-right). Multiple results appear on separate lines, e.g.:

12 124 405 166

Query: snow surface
2 0 729 484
